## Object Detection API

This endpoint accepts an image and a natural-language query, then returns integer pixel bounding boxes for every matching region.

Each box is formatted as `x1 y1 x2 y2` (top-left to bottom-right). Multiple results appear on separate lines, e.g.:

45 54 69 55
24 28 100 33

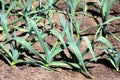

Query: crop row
0 0 120 78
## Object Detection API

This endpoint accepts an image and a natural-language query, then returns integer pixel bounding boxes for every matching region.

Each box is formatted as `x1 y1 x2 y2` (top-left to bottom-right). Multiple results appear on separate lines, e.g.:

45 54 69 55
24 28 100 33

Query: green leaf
67 62 80 69
82 36 96 61
67 42 85 65
12 49 20 62
103 17 120 25
15 38 45 61
67 42 92 77
5 0 17 17
82 48 89 57
58 11 73 42
29 19 50 63
48 0 58 5
97 36 114 49
1 14 11 40
50 61 69 67
0 53 12 66
50 43 63 59
114 52 120 71
25 0 34 12
16 27 29 32
59 14 67 29
51 29 66 48
1 0 6 14
0 43 12 58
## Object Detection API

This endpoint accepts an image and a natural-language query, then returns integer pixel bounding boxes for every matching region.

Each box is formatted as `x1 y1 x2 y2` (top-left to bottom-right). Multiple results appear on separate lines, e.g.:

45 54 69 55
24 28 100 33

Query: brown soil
0 1 120 80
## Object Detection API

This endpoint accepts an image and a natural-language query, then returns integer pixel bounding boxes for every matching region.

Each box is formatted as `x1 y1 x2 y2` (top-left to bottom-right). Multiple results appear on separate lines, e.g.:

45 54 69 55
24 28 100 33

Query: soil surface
0 0 120 80
0 57 120 80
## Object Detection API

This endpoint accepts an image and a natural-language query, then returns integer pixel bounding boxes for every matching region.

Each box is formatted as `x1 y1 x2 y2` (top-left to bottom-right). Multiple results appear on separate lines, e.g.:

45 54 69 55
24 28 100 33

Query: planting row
0 0 120 78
